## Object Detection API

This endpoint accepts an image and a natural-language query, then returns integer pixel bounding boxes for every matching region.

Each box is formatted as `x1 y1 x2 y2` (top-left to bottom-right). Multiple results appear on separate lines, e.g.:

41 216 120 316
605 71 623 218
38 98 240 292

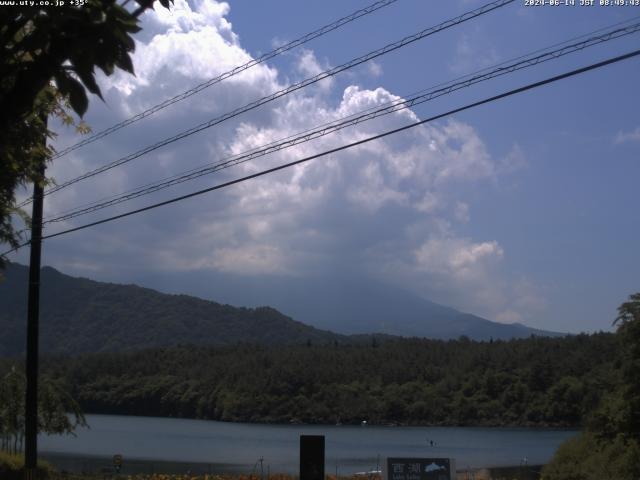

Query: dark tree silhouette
0 0 172 263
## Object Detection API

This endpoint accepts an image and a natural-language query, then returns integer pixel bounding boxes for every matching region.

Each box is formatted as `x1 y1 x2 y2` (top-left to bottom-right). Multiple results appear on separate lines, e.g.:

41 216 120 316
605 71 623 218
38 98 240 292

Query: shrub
0 451 53 480
541 432 640 480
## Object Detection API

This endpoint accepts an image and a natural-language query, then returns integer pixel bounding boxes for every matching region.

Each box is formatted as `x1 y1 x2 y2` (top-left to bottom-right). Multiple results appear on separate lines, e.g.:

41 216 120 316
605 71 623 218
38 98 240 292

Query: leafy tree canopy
543 292 640 480
0 0 172 264
3 332 618 428
0 367 86 455
612 292 640 440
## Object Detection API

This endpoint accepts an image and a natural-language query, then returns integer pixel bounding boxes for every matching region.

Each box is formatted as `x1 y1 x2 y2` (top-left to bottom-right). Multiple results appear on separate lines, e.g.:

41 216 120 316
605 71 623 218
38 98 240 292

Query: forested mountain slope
0 262 344 355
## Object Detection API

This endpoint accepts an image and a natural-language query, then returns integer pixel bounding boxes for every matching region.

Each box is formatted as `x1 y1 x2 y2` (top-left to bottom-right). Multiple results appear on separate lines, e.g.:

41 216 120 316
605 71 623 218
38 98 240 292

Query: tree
612 292 640 440
542 432 640 480
0 367 86 454
0 368 24 454
0 0 172 265
589 292 640 441
542 293 640 480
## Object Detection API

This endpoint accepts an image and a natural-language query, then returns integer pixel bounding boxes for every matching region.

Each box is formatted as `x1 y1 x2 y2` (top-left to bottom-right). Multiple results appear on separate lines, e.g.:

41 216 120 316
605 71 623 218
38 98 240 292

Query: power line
44 14 640 221
26 0 514 204
41 20 640 225
50 0 401 160
3 47 636 257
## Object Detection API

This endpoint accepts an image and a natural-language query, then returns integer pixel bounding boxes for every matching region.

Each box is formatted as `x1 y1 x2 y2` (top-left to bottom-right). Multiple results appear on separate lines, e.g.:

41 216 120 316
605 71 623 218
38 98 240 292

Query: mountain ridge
0 262 346 356
128 268 562 339
0 262 562 356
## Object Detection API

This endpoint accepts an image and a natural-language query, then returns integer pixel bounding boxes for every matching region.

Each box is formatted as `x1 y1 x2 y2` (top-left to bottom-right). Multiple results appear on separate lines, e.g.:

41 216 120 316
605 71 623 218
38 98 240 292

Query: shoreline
71 411 582 431
76 411 582 430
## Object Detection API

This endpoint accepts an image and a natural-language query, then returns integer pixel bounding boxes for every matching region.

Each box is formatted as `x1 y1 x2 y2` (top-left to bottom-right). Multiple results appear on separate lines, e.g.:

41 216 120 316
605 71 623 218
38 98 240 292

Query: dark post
300 435 325 480
24 122 46 480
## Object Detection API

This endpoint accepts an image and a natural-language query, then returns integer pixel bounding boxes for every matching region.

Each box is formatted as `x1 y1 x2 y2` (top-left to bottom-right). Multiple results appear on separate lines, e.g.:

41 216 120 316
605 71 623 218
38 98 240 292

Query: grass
0 450 54 479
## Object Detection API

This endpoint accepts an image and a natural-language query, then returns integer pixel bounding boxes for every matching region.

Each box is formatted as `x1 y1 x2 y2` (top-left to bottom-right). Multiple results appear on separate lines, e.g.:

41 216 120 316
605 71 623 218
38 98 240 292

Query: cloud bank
38 0 541 326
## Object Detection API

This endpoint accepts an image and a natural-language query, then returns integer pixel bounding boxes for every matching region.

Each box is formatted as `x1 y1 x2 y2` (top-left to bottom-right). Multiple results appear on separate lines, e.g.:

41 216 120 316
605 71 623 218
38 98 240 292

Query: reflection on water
39 414 578 474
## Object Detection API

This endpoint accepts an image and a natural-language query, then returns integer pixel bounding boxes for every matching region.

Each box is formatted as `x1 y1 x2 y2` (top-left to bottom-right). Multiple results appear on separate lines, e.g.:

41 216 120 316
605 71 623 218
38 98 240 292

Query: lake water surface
39 414 578 474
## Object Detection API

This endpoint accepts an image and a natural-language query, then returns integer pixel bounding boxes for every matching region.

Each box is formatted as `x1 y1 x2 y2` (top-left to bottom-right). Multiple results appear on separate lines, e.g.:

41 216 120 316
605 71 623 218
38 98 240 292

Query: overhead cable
1 46 634 258
50 0 401 160
42 20 640 224
28 0 514 203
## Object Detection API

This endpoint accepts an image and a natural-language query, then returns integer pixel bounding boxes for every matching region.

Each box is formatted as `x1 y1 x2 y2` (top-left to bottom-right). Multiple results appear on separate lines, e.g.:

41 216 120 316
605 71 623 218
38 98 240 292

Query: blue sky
9 0 640 333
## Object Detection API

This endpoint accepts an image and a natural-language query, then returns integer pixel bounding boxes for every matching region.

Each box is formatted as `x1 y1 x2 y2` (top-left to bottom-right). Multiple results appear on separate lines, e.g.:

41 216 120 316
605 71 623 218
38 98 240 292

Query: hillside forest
0 333 618 428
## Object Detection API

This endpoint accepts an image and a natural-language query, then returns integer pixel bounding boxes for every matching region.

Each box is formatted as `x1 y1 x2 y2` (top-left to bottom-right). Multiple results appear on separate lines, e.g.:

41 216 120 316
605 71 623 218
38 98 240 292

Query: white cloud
429 120 496 184
35 0 540 328
347 161 409 213
614 126 640 145
414 237 504 280
100 0 279 109
293 49 334 93
362 230 515 323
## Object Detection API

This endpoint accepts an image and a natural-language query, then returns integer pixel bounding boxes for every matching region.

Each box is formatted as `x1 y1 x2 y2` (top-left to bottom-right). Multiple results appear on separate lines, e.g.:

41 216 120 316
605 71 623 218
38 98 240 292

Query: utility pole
24 118 46 480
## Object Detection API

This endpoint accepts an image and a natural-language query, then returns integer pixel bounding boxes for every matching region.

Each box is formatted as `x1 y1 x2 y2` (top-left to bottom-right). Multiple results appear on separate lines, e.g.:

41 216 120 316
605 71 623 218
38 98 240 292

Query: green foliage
0 0 173 121
0 332 618 428
542 432 640 480
0 0 172 264
0 263 346 356
613 292 640 440
0 367 86 455
0 451 52 480
0 368 25 454
543 292 640 479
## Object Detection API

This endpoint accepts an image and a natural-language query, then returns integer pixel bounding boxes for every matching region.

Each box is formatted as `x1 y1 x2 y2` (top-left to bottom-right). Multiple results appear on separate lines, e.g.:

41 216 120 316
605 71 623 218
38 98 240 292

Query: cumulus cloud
104 0 274 93
295 50 334 92
414 238 504 279
360 226 516 323
29 0 540 325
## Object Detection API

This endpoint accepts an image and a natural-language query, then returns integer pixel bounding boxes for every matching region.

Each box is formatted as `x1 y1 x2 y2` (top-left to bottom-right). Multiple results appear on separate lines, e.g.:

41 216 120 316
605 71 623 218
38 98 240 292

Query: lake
39 414 578 475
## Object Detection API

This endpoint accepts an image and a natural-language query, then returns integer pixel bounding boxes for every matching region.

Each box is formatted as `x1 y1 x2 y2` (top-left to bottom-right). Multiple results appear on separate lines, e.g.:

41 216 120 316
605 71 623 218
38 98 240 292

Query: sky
7 0 640 334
